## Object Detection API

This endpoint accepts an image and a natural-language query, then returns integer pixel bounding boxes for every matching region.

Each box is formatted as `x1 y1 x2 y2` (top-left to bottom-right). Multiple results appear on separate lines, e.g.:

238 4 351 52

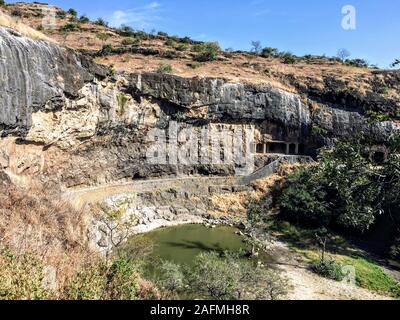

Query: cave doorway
256 144 265 154
268 142 287 154
289 143 296 155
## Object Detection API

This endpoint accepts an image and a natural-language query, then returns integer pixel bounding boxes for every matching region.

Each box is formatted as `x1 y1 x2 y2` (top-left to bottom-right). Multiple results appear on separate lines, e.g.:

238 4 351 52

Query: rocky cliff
1 26 399 189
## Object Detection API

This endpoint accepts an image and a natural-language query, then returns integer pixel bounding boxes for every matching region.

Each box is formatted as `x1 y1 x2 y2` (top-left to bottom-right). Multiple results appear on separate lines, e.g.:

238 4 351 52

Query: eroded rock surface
1 26 399 189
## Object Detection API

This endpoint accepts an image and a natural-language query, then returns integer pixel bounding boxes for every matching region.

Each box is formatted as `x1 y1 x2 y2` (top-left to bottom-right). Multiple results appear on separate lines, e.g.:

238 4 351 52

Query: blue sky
9 0 400 67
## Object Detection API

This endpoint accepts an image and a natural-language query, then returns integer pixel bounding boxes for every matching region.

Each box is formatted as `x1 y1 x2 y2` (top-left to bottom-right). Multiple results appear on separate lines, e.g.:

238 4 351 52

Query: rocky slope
0 25 399 190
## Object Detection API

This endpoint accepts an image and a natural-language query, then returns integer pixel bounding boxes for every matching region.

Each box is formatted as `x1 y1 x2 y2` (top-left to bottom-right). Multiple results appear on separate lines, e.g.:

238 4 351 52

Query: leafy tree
0 0 6 7
278 135 400 234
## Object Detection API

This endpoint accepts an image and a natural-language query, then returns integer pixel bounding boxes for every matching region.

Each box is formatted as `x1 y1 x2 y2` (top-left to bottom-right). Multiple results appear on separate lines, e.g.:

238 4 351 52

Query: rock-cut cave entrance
255 141 305 155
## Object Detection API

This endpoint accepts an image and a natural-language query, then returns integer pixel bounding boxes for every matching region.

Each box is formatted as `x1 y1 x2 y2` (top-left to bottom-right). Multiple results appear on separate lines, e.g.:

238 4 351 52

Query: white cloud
109 2 164 30
254 9 271 16
250 0 264 6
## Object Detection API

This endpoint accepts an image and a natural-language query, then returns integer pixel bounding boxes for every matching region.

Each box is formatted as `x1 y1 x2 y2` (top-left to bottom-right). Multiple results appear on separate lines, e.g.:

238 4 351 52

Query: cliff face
0 27 399 188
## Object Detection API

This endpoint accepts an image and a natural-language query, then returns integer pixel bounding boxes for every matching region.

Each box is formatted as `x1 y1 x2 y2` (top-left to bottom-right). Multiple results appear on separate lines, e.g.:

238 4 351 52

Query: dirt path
269 241 392 300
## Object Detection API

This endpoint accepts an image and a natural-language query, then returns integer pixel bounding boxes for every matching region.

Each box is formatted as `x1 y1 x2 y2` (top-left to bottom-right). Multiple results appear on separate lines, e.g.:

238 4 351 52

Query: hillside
2 2 400 121
0 1 400 302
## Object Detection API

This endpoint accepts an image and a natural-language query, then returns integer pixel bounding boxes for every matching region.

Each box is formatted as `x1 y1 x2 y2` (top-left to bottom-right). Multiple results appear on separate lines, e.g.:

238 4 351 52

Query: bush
117 25 135 37
157 31 169 38
0 248 50 300
56 10 66 19
311 259 345 281
94 18 108 27
60 23 79 33
280 52 296 64
62 256 139 300
0 0 6 7
156 261 185 296
156 63 173 74
176 43 189 52
121 37 140 46
345 58 369 68
67 8 77 17
366 110 390 123
79 15 90 24
194 42 221 62
261 47 279 58
187 62 201 69
186 252 287 300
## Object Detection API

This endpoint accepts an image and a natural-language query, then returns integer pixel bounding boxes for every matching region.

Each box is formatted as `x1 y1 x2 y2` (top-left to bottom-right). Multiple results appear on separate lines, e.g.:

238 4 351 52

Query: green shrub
157 31 169 38
366 110 390 123
0 0 6 7
78 15 90 23
56 10 66 19
311 259 345 281
161 50 178 59
0 248 50 300
121 37 140 46
261 47 279 58
194 42 221 62
117 93 129 115
187 62 201 69
67 8 77 17
62 256 139 300
99 44 114 56
176 43 189 52
186 252 287 300
94 18 108 27
165 38 175 47
156 261 185 296
156 63 173 74
345 58 369 68
60 23 79 33
280 52 296 64
311 125 329 136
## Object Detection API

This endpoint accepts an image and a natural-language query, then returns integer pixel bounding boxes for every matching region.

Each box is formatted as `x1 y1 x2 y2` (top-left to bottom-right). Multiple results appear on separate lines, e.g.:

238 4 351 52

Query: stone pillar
286 143 290 155
263 144 267 154
295 143 299 155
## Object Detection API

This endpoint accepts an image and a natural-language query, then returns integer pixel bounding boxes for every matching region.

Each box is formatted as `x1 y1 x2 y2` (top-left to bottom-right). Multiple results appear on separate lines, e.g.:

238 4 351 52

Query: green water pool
125 224 250 268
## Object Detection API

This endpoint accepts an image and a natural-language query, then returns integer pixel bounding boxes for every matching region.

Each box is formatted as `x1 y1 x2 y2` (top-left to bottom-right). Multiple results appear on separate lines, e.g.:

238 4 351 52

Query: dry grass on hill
0 183 94 290
3 1 390 98
0 9 54 42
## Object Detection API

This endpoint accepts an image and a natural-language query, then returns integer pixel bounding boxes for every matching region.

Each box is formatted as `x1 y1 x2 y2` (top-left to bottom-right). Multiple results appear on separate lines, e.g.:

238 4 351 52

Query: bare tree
337 48 351 61
251 41 263 55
